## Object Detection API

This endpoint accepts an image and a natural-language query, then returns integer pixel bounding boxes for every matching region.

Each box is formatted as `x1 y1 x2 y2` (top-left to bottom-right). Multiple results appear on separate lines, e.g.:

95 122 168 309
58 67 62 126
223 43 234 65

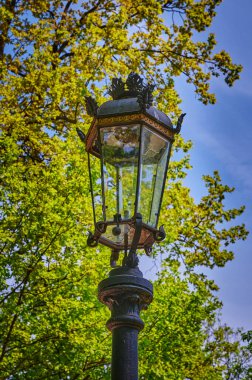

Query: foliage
139 267 252 380
203 326 252 380
0 0 249 379
160 170 248 269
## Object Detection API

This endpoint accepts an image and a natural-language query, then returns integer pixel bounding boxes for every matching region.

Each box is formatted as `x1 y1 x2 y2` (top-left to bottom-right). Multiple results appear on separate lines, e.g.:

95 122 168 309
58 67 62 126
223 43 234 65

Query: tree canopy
0 0 250 379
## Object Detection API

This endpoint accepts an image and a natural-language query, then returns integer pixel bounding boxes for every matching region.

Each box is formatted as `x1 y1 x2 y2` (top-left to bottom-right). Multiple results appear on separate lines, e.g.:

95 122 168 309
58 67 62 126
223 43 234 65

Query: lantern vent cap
97 97 173 130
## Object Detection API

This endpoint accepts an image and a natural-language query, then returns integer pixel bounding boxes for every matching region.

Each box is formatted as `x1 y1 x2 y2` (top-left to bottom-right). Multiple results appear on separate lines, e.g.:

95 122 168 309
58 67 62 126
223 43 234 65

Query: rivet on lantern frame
77 73 185 268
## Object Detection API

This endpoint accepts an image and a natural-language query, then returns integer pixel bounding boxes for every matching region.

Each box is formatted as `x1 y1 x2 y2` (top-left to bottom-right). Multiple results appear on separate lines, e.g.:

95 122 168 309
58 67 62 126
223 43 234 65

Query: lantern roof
83 73 186 151
97 97 173 130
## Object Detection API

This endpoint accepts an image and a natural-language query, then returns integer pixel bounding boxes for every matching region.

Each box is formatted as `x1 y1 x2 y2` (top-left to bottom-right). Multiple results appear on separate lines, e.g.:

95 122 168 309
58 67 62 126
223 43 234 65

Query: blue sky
178 0 252 331
142 0 252 331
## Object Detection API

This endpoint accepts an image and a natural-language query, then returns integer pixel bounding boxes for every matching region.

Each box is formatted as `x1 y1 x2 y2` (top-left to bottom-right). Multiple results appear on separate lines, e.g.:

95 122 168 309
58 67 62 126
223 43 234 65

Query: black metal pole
98 266 153 380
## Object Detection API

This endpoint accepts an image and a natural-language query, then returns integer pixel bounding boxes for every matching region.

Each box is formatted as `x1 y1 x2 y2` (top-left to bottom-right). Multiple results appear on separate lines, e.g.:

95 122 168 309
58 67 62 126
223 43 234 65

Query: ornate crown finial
108 77 125 100
108 73 155 110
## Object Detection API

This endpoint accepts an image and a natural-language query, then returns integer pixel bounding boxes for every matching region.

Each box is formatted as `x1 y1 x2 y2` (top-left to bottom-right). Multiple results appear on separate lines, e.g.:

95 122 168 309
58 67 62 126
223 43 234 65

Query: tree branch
0 0 17 59
0 268 32 362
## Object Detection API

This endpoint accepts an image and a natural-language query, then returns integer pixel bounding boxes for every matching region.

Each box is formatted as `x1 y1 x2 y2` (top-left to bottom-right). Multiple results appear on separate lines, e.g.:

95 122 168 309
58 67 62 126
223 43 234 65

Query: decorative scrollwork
87 231 98 247
144 245 153 256
126 72 143 94
174 113 186 134
154 225 166 242
76 127 86 143
108 77 125 100
137 83 155 110
96 222 107 234
87 222 107 248
85 96 98 116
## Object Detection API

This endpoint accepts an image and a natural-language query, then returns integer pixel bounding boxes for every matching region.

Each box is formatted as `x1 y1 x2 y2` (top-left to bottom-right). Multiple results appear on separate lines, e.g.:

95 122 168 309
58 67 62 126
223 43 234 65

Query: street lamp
77 73 185 380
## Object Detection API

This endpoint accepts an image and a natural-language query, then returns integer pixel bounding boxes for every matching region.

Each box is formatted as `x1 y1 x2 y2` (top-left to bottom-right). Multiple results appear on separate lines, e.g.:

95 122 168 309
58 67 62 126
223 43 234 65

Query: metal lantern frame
77 73 185 267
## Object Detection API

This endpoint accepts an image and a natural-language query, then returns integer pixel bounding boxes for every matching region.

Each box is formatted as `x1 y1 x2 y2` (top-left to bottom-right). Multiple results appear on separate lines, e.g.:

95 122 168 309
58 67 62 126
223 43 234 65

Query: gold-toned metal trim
86 113 175 153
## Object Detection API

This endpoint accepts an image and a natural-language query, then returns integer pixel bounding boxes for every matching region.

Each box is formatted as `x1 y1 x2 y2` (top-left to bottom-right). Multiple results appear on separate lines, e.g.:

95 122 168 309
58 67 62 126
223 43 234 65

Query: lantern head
79 73 185 267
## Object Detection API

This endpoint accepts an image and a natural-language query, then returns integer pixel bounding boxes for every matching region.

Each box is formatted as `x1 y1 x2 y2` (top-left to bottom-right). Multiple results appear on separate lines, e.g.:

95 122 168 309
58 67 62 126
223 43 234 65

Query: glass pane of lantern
149 145 170 226
138 126 170 227
88 153 103 223
102 160 117 220
103 223 132 246
100 124 140 221
102 223 152 248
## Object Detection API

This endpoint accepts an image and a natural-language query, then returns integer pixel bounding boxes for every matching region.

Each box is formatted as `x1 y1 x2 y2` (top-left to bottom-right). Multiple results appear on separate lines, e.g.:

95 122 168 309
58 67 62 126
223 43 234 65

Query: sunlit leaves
160 171 248 269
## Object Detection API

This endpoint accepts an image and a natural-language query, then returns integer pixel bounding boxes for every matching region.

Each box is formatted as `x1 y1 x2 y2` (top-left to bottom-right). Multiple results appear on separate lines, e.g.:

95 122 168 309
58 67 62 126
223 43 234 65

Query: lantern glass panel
103 223 132 245
100 124 140 221
138 126 170 227
103 223 152 248
88 153 103 223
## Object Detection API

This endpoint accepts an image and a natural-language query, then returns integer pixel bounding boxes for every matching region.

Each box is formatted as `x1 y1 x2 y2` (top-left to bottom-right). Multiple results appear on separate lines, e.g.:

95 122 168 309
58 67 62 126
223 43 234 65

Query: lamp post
77 73 185 380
